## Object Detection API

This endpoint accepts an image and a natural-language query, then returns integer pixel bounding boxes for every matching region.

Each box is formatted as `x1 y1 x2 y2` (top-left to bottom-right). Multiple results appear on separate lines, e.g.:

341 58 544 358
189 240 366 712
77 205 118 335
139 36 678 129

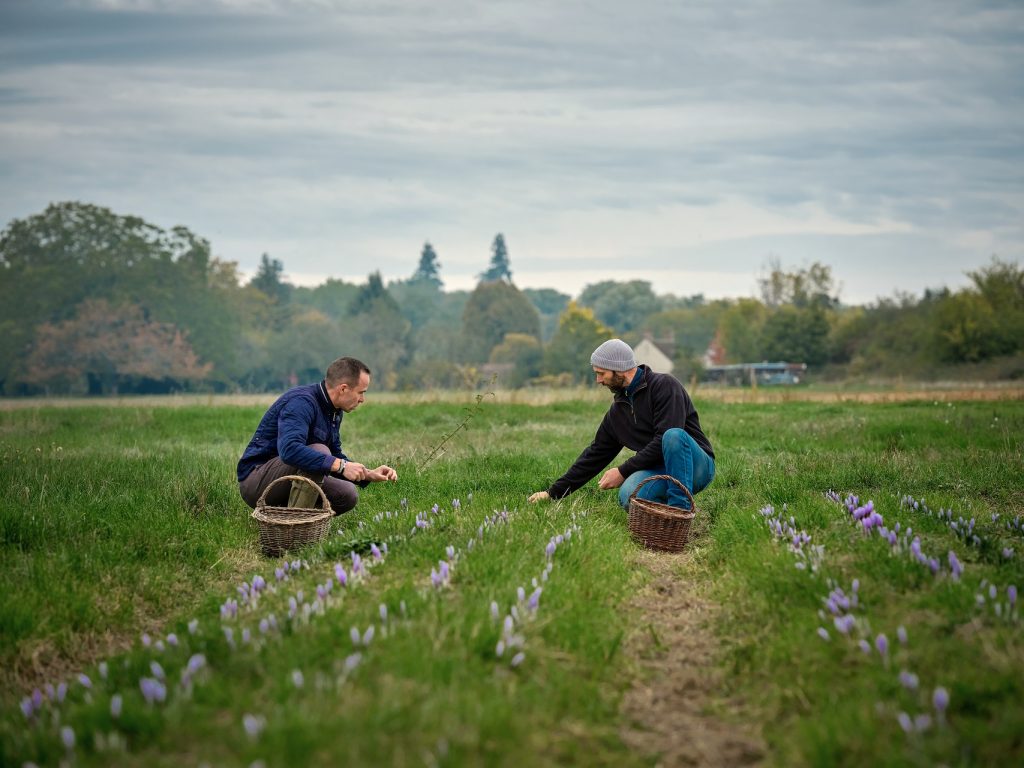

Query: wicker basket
627 474 696 552
252 475 333 557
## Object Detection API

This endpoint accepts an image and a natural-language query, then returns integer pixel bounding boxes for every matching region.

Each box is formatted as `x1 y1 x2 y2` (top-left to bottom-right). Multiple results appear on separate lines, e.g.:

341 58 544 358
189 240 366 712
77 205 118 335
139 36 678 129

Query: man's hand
365 464 398 483
527 491 550 503
340 461 368 482
598 467 624 490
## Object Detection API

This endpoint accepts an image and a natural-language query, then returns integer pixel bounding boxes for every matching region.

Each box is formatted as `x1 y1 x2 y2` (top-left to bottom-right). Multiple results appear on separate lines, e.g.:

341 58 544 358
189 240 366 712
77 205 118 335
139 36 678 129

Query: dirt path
620 548 765 767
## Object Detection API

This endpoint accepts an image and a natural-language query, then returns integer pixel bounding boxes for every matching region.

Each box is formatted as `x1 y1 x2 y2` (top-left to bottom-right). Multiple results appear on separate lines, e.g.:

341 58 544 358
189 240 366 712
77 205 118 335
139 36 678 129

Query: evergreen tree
412 241 443 288
250 253 292 305
479 233 512 283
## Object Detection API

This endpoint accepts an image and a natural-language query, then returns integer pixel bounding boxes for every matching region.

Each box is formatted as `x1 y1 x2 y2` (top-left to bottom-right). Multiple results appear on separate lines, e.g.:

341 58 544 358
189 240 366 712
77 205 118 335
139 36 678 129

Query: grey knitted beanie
590 339 637 371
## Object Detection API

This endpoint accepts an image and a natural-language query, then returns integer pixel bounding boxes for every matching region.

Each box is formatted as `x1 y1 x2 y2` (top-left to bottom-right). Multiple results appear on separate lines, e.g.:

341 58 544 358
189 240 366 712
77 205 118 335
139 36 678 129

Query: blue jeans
617 428 715 510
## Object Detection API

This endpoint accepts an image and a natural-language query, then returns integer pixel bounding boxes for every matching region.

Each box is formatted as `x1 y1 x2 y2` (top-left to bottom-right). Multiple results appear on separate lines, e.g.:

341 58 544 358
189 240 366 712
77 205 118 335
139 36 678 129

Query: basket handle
628 474 695 508
255 474 331 513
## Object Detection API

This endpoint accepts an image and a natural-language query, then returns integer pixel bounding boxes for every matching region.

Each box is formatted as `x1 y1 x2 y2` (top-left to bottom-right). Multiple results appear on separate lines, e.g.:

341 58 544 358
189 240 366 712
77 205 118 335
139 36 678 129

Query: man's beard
604 372 630 390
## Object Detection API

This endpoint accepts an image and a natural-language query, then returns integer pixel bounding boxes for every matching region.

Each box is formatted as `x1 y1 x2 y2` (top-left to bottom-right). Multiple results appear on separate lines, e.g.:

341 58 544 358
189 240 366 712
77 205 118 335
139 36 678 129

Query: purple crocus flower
167 633 178 647
899 670 919 690
56 682 67 703
897 712 913 733
897 626 908 645
933 687 950 713
335 564 348 587
379 603 388 622
370 543 382 560
242 713 264 739
948 551 963 581
510 652 526 667
259 618 270 634
816 627 830 641
188 619 199 635
78 673 92 689
99 661 108 679
875 634 888 656
495 640 505 657
1009 585 1018 606
110 693 123 718
150 661 165 680
20 697 33 719
490 601 500 621
291 669 304 688
528 588 542 612
362 625 375 645
452 498 461 510
914 714 932 732
61 726 75 750
350 626 361 646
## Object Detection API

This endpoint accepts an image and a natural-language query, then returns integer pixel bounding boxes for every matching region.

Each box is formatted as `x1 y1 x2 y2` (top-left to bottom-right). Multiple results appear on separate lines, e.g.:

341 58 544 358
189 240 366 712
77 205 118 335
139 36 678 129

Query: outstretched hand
527 491 550 503
598 468 624 490
365 464 398 483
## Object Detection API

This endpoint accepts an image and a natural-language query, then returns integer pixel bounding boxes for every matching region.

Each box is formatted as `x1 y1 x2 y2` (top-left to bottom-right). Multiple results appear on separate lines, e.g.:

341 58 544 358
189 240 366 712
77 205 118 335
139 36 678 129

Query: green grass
1 395 1022 766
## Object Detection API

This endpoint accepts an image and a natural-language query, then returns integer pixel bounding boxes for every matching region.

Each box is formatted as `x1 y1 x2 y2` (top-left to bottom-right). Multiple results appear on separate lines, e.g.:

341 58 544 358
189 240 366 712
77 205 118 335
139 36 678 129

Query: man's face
331 372 370 413
593 367 630 390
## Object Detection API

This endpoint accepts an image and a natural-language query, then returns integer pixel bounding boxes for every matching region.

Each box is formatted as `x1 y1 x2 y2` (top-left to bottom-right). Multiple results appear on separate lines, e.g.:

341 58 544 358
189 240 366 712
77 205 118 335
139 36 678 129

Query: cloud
0 0 1020 305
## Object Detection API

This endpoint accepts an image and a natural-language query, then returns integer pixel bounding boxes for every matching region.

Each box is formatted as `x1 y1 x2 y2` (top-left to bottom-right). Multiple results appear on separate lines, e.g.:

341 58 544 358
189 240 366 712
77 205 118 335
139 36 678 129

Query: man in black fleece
528 338 715 510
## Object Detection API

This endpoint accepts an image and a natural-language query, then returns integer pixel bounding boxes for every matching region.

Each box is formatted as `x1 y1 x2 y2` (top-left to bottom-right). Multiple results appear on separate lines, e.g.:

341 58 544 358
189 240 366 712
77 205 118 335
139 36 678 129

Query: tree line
1 202 1021 395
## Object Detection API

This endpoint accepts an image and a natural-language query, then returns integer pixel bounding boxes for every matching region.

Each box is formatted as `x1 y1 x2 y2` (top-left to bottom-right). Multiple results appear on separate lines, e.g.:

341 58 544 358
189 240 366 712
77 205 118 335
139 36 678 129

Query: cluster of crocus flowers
827 493 964 581
759 503 825 572
975 580 1019 623
900 495 996 554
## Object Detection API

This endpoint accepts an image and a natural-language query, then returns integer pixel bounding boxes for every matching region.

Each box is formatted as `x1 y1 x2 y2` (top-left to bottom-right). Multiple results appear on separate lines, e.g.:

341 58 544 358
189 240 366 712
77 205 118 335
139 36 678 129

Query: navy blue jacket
547 365 714 499
236 381 349 482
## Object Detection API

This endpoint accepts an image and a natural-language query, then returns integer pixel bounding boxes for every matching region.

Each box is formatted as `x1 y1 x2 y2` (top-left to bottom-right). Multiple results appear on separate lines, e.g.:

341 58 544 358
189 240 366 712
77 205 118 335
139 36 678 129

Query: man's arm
277 399 337 474
530 414 621 501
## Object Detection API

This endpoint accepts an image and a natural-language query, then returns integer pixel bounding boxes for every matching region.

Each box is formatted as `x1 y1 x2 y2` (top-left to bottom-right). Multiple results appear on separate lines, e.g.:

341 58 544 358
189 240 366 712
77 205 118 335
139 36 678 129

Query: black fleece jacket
546 365 714 499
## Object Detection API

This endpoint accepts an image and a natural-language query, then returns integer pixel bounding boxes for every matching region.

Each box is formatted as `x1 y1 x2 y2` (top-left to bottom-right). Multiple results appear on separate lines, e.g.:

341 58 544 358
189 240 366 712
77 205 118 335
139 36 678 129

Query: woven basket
627 474 696 552
252 475 333 557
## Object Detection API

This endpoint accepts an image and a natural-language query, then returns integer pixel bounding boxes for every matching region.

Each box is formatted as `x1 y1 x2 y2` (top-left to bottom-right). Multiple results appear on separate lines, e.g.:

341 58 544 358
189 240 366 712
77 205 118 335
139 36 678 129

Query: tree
489 333 543 388
543 301 612 383
250 253 292 305
578 280 663 334
22 299 211 395
459 280 540 362
760 305 830 365
479 233 512 283
758 258 839 309
523 287 571 342
718 299 768 363
411 241 443 288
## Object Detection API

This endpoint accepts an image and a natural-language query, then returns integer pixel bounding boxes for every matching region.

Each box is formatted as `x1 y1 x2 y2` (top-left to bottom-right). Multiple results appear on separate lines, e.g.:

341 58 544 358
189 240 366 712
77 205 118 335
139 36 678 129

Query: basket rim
627 474 695 514
254 474 332 515
629 496 696 522
252 506 333 526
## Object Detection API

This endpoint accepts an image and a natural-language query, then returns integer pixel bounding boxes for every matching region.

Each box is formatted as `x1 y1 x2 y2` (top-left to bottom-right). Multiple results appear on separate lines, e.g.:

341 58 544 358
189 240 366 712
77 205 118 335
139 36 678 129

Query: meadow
1 389 1022 766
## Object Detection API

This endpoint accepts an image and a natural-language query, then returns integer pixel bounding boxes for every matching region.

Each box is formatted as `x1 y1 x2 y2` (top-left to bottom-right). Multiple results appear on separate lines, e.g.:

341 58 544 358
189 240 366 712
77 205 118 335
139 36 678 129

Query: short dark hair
325 357 371 387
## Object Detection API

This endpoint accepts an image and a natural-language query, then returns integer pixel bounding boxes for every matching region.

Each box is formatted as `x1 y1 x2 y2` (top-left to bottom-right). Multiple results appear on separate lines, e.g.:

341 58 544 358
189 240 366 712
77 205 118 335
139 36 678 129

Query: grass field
1 390 1022 766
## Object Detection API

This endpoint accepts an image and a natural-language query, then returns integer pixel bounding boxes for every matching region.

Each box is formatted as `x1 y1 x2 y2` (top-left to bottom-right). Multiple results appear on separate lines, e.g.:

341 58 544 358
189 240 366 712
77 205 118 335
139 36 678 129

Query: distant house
634 337 674 374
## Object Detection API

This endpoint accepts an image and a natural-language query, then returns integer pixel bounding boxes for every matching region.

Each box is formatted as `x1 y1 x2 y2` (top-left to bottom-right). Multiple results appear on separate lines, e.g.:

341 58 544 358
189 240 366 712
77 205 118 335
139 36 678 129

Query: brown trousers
238 443 358 515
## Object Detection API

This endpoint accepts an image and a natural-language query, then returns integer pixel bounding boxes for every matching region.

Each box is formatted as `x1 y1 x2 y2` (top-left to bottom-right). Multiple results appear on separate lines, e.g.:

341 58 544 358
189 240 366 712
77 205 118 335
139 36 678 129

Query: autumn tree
489 333 543 388
23 299 211 395
543 301 612 383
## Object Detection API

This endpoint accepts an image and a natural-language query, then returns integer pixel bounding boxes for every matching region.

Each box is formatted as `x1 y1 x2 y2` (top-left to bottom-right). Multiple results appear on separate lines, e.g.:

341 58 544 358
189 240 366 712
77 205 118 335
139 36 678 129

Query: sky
1 0 1021 306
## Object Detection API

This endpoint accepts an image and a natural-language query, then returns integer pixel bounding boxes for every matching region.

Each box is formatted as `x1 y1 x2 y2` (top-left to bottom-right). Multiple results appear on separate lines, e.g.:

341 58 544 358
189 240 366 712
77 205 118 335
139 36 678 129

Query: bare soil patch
620 548 765 767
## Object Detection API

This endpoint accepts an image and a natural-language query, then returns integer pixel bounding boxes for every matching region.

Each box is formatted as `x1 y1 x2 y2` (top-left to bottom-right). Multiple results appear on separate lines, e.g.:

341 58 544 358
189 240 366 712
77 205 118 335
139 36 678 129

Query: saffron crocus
291 669 304 688
56 682 67 703
914 714 932 732
490 601 500 621
933 687 950 714
899 670 919 690
188 619 199 635
78 673 92 689
150 661 165 680
948 551 963 581
452 498 461 510
61 725 75 750
875 634 889 657
242 714 264 739
510 652 526 667
110 694 123 718
362 625 375 645
897 626 908 645
379 604 388 623
20 697 33 719
816 627 830 641
99 661 108 679
896 712 913 733
1009 585 1018 606
335 564 348 587
370 543 382 560
259 618 270 634
495 640 505 658
350 626 361 646
167 633 178 647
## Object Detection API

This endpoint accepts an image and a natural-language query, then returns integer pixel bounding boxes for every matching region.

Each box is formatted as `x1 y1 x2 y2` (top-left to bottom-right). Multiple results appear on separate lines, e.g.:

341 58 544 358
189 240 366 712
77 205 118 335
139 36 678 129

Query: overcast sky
1 0 1021 305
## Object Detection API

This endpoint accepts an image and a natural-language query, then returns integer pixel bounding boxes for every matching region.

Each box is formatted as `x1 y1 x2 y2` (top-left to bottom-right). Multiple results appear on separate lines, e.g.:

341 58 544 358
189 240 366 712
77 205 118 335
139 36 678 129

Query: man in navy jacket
238 356 397 514
528 339 714 510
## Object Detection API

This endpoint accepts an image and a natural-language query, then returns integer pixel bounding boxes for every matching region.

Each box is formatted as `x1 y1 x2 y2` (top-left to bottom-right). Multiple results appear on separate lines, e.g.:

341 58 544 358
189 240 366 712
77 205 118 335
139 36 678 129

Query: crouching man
237 356 397 515
528 339 714 510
